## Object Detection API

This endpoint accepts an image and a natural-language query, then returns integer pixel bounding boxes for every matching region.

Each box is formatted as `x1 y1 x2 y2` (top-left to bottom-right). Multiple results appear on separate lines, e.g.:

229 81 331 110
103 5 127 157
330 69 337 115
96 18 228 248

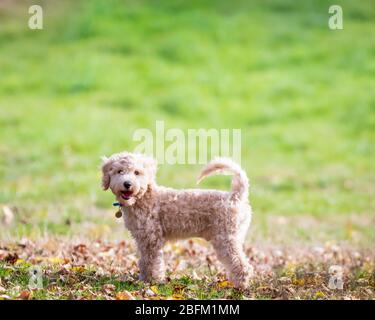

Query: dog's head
101 152 157 206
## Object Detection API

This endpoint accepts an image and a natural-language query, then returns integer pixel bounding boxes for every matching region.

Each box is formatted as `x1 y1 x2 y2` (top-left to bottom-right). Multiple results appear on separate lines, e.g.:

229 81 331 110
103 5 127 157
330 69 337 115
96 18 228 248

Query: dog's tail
197 158 249 202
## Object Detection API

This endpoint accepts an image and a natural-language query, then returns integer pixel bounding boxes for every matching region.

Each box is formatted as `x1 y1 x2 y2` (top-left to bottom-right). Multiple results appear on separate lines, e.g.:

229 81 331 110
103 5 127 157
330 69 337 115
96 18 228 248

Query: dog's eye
117 170 124 174
134 170 140 176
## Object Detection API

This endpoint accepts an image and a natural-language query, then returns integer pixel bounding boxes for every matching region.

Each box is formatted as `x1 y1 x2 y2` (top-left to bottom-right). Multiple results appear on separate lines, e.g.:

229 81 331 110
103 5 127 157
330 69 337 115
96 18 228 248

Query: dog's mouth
120 190 133 200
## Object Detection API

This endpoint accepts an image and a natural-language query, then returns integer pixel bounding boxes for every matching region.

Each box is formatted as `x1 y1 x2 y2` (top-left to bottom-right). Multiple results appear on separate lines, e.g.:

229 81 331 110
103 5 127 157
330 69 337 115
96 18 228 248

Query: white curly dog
101 152 253 289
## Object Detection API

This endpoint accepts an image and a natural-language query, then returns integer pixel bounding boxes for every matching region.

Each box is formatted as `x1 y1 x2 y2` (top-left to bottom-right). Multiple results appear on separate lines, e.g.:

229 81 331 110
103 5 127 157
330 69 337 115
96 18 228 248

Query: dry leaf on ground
116 291 136 300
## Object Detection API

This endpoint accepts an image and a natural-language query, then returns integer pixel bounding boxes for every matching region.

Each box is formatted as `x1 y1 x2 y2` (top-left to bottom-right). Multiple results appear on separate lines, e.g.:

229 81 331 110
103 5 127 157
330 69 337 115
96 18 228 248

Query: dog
101 152 253 289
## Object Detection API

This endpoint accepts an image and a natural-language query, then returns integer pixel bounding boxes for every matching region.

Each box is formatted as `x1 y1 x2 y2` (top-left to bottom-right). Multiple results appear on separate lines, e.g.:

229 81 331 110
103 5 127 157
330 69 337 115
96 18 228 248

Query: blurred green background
0 0 374 245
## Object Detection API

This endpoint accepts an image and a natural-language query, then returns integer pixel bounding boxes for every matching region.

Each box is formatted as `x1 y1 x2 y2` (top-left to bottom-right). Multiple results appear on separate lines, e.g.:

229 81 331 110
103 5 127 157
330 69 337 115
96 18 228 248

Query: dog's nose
123 181 132 189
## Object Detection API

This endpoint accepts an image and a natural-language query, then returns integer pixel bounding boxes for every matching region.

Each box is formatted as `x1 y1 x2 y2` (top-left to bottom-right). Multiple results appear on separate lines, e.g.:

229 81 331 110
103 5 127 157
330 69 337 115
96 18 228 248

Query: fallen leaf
73 244 88 254
18 291 31 300
72 266 85 273
217 280 234 288
173 284 186 294
315 291 325 299
103 284 116 294
278 277 291 284
145 288 155 296
0 250 8 260
148 295 166 300
116 291 135 300
150 285 159 295
48 257 65 265
4 253 19 265
292 279 305 286
15 259 31 267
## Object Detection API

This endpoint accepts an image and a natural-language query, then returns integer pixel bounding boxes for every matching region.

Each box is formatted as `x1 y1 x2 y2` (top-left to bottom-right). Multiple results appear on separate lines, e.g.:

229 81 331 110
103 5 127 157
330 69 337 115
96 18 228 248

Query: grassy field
0 0 374 299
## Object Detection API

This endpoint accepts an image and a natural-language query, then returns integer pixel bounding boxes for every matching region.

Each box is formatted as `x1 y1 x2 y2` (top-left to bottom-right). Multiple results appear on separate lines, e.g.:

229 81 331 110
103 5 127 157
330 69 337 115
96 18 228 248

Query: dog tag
115 210 122 218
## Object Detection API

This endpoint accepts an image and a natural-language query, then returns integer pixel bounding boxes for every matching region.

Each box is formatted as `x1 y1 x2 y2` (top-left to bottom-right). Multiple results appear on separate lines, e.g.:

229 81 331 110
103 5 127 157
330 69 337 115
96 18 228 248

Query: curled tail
197 158 249 202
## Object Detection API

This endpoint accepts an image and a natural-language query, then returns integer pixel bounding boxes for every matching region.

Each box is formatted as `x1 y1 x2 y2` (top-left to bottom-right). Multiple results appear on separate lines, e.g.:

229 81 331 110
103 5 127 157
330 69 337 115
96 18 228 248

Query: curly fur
101 151 253 288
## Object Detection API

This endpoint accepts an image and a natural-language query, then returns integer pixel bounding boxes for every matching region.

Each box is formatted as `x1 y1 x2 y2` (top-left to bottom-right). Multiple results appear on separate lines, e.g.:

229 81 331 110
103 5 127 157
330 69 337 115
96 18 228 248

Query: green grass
0 0 374 246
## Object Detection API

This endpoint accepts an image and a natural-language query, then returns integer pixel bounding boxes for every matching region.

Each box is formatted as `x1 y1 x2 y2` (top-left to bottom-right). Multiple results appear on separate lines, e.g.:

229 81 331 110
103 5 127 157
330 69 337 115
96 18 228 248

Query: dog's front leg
137 239 165 283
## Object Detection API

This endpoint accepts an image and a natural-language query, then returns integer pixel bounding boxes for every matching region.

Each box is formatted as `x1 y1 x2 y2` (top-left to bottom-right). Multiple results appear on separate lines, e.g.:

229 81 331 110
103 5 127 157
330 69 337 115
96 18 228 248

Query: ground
0 0 374 299
0 239 374 300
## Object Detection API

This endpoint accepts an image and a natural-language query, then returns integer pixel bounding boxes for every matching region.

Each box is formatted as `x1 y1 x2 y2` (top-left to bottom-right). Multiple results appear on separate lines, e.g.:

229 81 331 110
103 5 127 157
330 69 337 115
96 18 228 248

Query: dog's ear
101 156 112 190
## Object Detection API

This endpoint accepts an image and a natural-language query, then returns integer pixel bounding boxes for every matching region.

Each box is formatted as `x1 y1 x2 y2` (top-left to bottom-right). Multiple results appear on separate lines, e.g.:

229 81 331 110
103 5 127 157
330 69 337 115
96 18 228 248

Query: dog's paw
139 273 166 284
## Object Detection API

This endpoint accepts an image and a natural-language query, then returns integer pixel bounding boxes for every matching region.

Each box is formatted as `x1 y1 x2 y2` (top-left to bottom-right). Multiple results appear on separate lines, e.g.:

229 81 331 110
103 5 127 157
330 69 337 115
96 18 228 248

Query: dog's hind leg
211 236 253 289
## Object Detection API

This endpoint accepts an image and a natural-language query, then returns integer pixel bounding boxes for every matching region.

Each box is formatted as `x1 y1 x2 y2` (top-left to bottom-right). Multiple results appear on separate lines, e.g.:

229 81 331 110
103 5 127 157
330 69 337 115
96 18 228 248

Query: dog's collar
113 202 122 207
113 202 123 218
